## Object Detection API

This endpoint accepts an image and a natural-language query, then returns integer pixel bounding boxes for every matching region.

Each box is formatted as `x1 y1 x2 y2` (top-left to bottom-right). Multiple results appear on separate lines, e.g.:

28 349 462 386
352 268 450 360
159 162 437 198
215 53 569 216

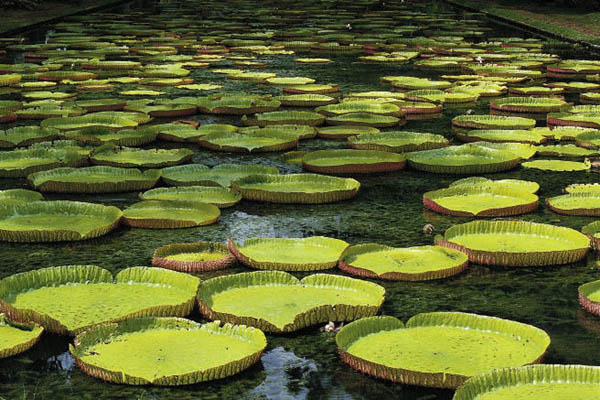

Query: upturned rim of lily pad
152 241 236 272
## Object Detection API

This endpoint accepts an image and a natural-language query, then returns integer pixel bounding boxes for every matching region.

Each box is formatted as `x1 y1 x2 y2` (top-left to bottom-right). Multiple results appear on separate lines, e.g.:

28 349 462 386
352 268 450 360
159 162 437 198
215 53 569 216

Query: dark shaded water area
0 1 600 399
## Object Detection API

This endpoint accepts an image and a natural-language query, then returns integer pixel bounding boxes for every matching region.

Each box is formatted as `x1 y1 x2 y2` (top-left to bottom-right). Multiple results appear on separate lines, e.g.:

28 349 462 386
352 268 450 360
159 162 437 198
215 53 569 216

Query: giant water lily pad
231 173 360 204
0 189 43 205
302 149 406 174
0 148 83 178
0 265 199 335
245 111 325 127
339 244 468 281
41 114 139 131
0 126 61 148
197 131 298 153
64 127 158 147
457 129 547 144
0 314 44 359
521 159 590 171
336 313 550 389
435 220 590 266
28 166 161 193
197 271 384 333
228 237 349 271
153 242 236 272
536 144 599 158
162 164 279 187
547 193 600 216
140 186 242 208
453 364 600 400
122 200 220 228
90 146 194 168
326 112 402 128
452 115 536 133
348 131 449 153
424 186 538 217
450 177 539 193
490 97 569 113
579 279 600 316
70 317 266 385
407 144 522 174
0 201 122 242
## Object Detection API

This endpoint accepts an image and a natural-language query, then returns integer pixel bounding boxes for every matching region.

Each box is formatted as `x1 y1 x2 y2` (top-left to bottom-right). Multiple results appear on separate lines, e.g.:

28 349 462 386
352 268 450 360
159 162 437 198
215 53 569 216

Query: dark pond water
1 1 600 399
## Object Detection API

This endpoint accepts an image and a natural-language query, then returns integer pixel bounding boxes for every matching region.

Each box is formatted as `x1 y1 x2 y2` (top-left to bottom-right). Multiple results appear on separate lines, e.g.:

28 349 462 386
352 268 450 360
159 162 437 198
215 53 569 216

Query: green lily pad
326 112 402 128
161 163 279 187
239 125 316 140
0 189 43 205
275 94 337 107
336 313 550 389
140 186 242 208
70 317 266 385
152 241 236 272
453 364 600 400
90 146 194 168
122 200 220 228
449 176 539 193
198 271 384 333
28 166 161 193
435 220 590 266
0 314 44 359
457 129 546 144
566 183 600 193
316 126 379 140
407 143 522 174
228 236 349 271
0 201 122 242
452 115 536 133
302 149 406 174
490 97 569 113
339 244 468 281
231 173 360 204
575 129 600 148
41 114 139 131
579 279 600 316
64 126 158 146
547 193 600 216
196 95 280 115
156 123 237 142
536 144 599 157
424 186 538 217
348 131 449 153
245 111 325 127
316 101 402 117
0 126 61 148
548 112 600 129
197 131 298 153
0 265 199 335
0 148 83 178
521 159 590 171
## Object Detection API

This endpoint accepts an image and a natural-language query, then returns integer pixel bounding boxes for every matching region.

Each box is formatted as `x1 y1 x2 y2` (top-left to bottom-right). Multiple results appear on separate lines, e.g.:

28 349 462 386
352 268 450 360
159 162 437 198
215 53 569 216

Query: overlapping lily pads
197 271 384 332
228 236 348 271
0 265 199 335
435 220 590 266
70 317 267 385
339 244 468 280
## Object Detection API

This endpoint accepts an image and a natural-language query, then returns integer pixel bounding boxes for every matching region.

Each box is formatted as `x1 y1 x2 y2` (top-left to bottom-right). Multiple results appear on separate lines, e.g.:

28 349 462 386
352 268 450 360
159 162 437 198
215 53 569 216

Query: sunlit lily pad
521 159 590 171
198 271 384 333
339 244 468 281
245 111 325 127
153 241 236 272
0 314 43 359
547 193 600 216
41 114 139 131
231 173 360 204
326 112 402 128
0 148 83 178
490 97 569 113
316 126 379 140
0 189 43 205
0 201 122 242
536 144 599 157
0 265 199 335
70 317 266 385
348 131 449 152
28 166 161 193
424 186 538 216
140 186 242 208
122 200 220 228
302 149 406 174
457 129 546 144
579 279 600 316
90 146 194 168
162 163 279 187
452 115 536 133
228 236 349 271
453 364 600 400
197 131 298 153
449 176 539 193
336 313 550 388
435 220 590 266
407 144 522 174
0 126 61 148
